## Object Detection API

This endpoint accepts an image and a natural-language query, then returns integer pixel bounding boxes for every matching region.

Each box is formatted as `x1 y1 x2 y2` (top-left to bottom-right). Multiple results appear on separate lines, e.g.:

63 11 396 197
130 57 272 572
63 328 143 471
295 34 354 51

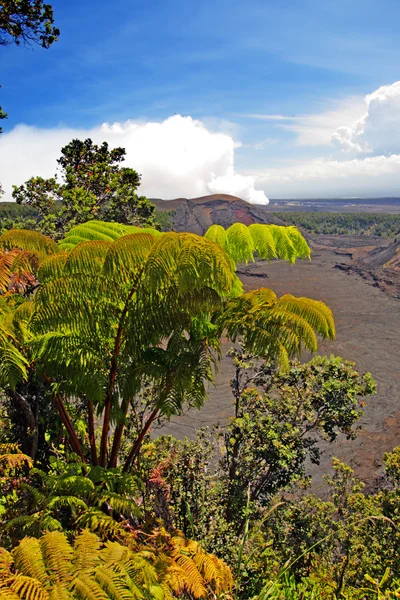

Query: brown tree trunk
54 394 85 461
123 407 159 472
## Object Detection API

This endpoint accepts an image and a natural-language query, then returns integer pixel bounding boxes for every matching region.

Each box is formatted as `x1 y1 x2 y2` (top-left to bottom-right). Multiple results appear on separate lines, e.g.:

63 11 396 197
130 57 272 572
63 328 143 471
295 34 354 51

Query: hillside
360 237 400 270
152 194 284 234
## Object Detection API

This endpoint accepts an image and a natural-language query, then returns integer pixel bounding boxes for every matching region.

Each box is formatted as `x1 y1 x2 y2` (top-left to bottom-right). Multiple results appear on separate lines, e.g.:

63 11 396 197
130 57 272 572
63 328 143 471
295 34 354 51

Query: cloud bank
256 154 400 197
247 81 400 197
3 82 400 201
332 81 400 155
0 115 269 204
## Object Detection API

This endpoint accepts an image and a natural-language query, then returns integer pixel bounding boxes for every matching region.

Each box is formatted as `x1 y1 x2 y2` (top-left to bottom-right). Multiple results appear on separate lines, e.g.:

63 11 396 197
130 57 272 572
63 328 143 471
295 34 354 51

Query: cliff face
152 194 284 234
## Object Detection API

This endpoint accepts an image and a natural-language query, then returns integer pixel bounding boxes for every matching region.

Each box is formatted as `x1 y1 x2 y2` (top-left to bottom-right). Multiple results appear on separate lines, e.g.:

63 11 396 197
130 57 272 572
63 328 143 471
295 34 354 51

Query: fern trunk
123 406 159 472
108 397 130 468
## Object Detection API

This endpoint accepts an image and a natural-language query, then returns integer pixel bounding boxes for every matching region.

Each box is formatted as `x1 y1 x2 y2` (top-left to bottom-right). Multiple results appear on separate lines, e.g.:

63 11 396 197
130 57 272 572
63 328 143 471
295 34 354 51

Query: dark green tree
142 352 376 557
0 1 59 192
221 352 376 523
0 0 59 47
12 139 155 235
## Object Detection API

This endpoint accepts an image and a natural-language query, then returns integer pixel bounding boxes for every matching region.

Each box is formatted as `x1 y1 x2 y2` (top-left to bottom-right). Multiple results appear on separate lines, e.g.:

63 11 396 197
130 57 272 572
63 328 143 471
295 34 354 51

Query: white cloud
0 115 269 205
255 154 400 197
243 98 365 147
332 81 400 154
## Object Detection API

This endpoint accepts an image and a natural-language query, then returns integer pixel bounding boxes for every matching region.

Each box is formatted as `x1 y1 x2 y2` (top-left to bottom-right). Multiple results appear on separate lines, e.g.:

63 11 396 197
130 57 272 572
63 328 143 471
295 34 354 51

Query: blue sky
2 0 400 200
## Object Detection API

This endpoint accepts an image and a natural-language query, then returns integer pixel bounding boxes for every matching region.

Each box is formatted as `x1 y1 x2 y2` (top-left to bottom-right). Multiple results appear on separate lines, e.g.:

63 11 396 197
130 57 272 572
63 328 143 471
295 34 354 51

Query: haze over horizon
2 0 400 204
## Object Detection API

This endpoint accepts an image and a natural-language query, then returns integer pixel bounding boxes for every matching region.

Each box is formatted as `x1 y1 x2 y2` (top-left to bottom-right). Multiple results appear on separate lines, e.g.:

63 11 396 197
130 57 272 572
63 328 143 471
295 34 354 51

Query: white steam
0 115 269 205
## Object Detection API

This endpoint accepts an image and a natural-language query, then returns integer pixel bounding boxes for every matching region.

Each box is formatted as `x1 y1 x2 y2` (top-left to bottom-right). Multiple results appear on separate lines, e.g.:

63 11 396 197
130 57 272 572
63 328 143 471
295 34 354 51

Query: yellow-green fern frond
12 538 47 584
144 232 235 296
39 532 73 586
38 254 69 284
1 531 173 600
103 233 156 280
73 531 102 573
203 224 226 248
5 574 49 600
225 223 256 265
48 584 73 600
205 222 311 265
59 221 162 252
0 588 21 600
0 548 13 576
219 288 335 370
64 242 112 277
0 445 32 474
60 221 127 249
76 509 128 539
70 574 109 600
0 229 58 256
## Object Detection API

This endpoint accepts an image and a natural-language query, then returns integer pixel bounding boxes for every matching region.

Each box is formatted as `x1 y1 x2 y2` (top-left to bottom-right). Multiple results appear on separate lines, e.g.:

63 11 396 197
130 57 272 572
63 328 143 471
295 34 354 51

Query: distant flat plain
160 238 400 493
264 197 400 214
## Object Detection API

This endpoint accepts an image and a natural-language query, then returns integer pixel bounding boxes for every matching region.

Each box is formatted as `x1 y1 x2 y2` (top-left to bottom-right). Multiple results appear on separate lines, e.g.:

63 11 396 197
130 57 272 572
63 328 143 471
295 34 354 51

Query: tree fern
1 224 334 467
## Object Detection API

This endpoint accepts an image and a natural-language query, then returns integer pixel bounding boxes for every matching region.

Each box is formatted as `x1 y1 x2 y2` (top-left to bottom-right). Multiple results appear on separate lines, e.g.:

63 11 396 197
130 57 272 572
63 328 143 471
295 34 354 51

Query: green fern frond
203 224 226 247
46 496 88 513
248 223 277 261
5 514 41 534
0 322 29 388
94 566 133 600
103 233 156 280
65 242 112 276
76 509 127 538
99 543 130 566
38 254 69 284
97 493 140 518
41 516 63 532
219 287 335 370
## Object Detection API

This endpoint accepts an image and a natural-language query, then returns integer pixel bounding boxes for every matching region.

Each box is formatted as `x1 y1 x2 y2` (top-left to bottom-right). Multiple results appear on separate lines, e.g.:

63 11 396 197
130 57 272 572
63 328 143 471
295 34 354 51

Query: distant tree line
275 211 400 237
